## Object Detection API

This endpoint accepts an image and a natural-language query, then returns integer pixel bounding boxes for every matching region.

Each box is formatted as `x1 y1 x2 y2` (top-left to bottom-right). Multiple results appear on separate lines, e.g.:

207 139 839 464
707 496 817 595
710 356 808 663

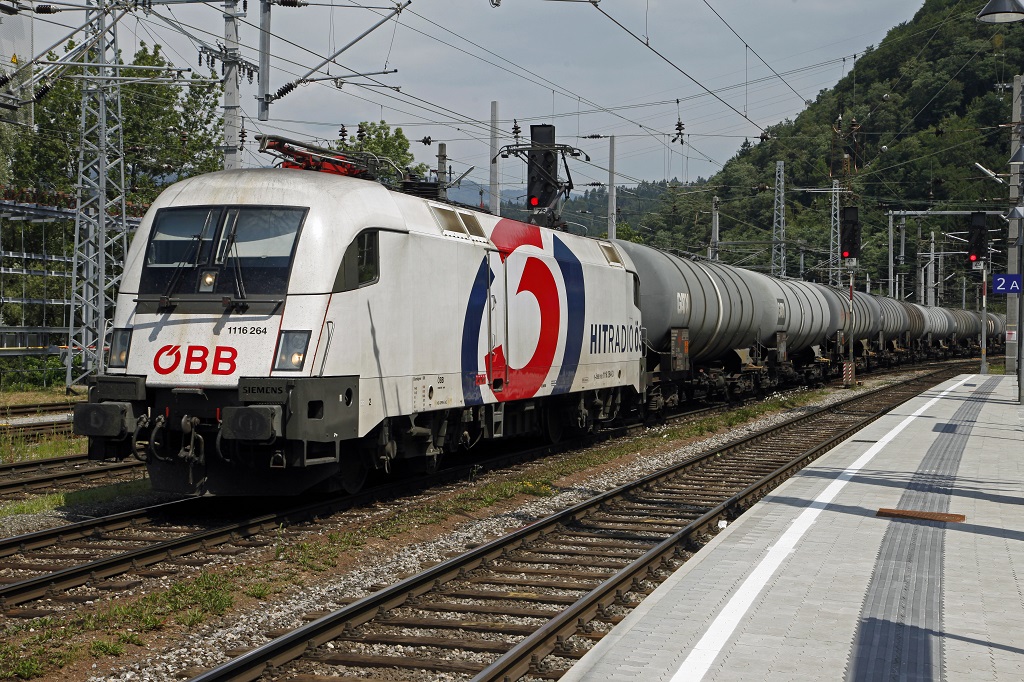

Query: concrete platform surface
561 374 1024 682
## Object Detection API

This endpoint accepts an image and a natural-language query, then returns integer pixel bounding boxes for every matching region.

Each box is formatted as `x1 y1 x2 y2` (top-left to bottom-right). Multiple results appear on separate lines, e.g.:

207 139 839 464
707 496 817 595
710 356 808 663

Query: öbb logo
153 345 238 375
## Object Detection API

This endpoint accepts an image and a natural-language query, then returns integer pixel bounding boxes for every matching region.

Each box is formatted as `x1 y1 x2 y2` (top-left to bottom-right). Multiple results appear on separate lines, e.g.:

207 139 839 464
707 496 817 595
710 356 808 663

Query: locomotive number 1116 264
226 326 267 335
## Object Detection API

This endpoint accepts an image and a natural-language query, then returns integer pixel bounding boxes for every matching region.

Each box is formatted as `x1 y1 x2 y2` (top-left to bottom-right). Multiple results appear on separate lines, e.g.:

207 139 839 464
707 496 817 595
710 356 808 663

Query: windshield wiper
220 221 248 301
161 213 216 302
162 233 204 301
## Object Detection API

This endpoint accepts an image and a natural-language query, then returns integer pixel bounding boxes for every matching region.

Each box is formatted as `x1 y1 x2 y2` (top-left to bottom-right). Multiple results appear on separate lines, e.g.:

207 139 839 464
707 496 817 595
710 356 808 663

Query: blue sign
992 274 1022 294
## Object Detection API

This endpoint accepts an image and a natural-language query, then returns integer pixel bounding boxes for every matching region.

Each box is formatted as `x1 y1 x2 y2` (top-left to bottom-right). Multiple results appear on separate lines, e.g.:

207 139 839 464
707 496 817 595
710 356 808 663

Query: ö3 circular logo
461 220 585 404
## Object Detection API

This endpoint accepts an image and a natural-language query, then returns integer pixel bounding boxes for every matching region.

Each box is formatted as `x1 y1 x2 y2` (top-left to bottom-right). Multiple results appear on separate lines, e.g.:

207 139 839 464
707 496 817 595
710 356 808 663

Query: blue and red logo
461 219 585 404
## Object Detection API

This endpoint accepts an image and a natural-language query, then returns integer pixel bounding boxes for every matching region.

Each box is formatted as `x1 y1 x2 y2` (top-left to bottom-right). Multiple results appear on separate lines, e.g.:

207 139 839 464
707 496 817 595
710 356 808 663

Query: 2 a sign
992 274 1022 294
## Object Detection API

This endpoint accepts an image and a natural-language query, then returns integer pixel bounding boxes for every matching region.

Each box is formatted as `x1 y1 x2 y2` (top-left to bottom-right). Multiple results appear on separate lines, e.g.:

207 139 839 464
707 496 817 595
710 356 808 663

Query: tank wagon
73 158 1004 496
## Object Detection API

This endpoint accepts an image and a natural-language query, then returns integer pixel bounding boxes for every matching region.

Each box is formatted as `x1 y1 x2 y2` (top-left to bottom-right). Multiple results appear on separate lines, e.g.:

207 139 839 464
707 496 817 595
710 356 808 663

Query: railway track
1 402 78 418
186 365 966 682
0 455 146 499
0 401 76 441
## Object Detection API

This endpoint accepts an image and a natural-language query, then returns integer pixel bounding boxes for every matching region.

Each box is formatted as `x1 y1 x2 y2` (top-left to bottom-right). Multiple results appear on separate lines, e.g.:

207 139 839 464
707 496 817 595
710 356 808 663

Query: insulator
338 125 347 142
275 81 296 99
247 70 253 84
420 136 431 145
35 5 59 13
512 118 521 140
221 61 225 76
279 0 302 6
357 123 366 141
0 73 10 89
198 52 203 68
243 0 247 10
33 83 52 102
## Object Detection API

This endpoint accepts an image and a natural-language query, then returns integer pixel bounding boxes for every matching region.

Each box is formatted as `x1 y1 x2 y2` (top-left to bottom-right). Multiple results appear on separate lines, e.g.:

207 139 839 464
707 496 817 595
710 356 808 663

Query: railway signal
840 206 860 263
967 212 988 267
527 124 559 210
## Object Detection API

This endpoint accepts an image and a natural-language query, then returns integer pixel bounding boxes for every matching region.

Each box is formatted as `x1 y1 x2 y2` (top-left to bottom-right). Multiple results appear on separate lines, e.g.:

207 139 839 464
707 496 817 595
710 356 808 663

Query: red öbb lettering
152 345 238 375
184 346 209 374
153 345 181 375
212 346 238 375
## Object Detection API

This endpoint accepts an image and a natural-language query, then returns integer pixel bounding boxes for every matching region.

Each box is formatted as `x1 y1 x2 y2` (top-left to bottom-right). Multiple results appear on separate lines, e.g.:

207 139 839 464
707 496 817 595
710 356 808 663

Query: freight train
73 139 1005 496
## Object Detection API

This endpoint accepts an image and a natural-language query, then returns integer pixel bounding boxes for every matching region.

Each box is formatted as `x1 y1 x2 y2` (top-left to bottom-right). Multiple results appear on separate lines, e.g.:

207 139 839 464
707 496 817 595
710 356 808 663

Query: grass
0 478 151 519
0 432 88 466
0 388 85 408
0 567 255 679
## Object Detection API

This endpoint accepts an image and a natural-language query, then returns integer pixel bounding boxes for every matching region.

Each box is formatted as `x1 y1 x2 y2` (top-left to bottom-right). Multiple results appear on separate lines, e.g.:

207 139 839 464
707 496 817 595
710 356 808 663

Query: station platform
562 374 1024 682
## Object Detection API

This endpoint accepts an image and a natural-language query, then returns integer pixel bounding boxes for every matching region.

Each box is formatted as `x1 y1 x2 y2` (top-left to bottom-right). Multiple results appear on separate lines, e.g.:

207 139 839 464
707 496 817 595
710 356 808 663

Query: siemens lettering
590 322 643 355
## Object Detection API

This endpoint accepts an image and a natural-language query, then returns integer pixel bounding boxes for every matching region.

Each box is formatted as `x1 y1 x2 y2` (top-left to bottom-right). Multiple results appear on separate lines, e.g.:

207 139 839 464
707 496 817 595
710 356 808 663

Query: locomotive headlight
199 269 218 293
274 330 311 371
107 328 132 369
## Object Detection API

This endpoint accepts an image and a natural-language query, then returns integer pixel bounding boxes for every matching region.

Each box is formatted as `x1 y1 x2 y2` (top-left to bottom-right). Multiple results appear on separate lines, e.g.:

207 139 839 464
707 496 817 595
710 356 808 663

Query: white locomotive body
76 168 643 495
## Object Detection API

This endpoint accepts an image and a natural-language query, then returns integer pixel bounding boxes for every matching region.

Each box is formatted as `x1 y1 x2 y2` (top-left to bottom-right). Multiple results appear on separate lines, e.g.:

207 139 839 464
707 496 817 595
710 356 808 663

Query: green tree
120 42 222 203
338 120 428 182
5 41 222 202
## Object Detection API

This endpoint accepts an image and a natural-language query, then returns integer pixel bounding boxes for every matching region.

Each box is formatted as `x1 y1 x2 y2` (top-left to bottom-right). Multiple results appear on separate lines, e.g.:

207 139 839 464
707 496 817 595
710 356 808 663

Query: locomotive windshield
140 205 307 296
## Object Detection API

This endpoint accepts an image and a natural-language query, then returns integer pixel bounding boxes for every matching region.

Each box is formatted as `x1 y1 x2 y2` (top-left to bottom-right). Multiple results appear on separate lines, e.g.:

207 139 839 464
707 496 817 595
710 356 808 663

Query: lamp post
978 0 1024 402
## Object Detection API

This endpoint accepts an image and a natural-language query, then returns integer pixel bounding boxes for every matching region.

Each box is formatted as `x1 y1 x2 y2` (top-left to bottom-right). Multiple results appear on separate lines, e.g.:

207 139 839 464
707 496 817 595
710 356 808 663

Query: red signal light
842 250 850 258
529 196 540 207
969 253 978 262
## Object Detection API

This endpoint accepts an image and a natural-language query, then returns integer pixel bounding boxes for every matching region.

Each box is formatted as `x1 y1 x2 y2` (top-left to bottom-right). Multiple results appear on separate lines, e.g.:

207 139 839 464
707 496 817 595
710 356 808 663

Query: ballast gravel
65 374 923 681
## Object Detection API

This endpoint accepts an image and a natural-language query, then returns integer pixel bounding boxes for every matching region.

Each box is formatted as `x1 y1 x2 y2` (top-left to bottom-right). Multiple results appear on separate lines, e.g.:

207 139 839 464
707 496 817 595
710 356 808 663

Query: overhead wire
589 1 765 133
700 0 806 106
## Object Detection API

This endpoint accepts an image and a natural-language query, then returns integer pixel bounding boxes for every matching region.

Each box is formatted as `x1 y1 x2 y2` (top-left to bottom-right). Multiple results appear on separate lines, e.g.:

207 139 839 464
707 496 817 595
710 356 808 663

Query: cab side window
334 230 379 292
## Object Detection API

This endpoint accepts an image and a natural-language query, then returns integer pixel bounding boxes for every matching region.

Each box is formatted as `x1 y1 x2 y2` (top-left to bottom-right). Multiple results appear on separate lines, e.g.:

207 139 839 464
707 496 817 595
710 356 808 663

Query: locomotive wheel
544 406 564 444
337 455 368 495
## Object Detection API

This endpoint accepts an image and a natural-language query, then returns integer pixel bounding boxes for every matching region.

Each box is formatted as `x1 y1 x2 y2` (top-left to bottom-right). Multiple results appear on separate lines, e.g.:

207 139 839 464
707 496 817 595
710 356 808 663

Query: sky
13 0 932 194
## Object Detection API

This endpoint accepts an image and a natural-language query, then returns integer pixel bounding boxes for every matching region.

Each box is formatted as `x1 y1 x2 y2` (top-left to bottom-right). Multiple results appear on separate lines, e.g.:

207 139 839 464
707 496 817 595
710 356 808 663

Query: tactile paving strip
846 376 1000 682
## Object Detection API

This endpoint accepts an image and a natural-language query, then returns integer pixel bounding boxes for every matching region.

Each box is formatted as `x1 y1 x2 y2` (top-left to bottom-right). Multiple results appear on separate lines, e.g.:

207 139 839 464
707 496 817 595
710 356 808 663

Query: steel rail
0 498 198 559
1 402 77 417
0 459 145 497
188 367 959 682
0 453 90 477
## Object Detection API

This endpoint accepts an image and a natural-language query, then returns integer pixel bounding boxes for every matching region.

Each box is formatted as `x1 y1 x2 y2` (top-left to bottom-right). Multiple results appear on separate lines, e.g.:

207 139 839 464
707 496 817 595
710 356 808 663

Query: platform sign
992 274 1022 294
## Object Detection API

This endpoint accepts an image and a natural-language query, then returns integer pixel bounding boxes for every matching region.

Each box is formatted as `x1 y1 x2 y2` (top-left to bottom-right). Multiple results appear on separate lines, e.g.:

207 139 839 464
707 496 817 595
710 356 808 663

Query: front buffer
74 375 362 496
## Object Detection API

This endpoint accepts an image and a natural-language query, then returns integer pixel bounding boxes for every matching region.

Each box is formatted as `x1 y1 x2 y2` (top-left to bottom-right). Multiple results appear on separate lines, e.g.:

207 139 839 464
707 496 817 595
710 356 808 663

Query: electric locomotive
74 150 643 495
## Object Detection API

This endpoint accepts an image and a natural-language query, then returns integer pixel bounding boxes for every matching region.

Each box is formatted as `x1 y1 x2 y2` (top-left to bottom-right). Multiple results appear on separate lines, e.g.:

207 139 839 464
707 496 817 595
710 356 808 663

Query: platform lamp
979 0 1024 402
977 0 1024 22
1007 204 1024 403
